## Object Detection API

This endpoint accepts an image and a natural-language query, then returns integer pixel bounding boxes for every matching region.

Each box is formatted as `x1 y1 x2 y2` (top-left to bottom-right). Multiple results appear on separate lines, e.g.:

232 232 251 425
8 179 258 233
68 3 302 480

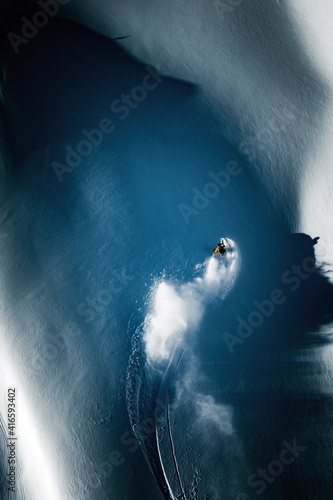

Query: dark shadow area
274 233 333 343
0 14 193 167
194 231 333 499
202 232 333 359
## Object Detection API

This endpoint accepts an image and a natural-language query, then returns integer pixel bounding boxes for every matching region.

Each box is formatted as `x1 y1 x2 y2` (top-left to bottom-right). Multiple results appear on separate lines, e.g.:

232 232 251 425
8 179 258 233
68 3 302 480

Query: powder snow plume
143 238 240 365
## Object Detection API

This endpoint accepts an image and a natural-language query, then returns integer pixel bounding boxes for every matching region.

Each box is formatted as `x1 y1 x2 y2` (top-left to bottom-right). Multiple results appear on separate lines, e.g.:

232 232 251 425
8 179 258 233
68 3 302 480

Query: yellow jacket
214 244 225 253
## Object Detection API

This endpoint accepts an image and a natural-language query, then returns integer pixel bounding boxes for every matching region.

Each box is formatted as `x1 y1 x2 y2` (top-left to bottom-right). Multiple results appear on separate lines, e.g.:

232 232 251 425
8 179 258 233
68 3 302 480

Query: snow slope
0 3 333 500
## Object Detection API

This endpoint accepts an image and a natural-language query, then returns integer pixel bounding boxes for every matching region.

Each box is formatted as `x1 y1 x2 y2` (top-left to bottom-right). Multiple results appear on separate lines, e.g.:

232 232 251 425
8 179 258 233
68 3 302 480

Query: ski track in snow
126 239 240 499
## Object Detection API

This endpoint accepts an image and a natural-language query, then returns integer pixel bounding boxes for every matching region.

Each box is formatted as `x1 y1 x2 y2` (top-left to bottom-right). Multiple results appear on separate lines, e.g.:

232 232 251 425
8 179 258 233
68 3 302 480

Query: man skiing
214 238 226 255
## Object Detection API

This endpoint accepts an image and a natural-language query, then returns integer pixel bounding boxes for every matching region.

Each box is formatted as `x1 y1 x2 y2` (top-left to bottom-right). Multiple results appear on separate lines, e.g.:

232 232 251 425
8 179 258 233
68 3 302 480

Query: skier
214 238 226 255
